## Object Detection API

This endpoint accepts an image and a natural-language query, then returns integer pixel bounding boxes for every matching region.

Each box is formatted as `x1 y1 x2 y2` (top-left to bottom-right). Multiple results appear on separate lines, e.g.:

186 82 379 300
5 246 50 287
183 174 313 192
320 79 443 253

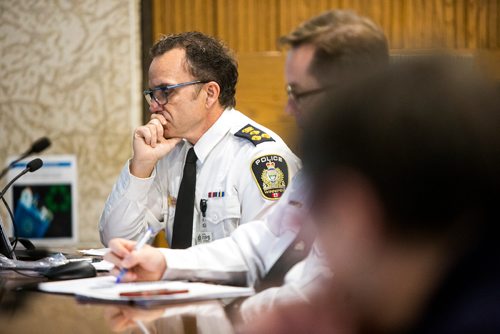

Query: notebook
38 276 254 307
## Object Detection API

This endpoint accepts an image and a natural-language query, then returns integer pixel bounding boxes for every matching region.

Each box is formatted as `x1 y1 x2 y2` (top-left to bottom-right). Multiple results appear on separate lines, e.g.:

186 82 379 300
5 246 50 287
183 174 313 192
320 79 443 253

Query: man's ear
204 81 220 108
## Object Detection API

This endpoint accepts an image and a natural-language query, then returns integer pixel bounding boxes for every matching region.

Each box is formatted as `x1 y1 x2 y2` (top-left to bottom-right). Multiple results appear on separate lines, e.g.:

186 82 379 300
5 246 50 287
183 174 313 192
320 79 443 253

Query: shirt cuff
123 159 157 202
159 248 200 280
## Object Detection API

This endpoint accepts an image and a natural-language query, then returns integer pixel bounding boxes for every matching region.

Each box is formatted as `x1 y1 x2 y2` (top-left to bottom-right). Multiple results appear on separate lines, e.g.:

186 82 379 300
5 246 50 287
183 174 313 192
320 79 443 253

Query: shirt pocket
204 196 241 238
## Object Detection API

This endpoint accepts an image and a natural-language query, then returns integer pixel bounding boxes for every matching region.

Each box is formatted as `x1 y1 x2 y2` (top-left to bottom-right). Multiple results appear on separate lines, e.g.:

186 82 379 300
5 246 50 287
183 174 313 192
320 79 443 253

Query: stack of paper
78 248 109 256
38 276 254 306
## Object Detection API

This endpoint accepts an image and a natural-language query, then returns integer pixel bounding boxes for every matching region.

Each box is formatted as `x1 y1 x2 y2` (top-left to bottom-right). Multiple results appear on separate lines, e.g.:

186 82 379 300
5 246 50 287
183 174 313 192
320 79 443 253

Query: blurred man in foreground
105 10 389 322
249 59 500 333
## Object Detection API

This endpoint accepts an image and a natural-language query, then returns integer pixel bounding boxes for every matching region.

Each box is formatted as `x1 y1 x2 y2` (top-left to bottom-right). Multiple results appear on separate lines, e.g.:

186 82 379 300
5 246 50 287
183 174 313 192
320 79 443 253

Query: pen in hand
115 227 154 284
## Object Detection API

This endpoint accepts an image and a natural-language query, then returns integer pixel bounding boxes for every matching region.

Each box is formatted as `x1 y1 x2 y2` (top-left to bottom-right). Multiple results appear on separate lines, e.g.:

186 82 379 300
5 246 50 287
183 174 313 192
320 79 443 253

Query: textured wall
0 0 141 245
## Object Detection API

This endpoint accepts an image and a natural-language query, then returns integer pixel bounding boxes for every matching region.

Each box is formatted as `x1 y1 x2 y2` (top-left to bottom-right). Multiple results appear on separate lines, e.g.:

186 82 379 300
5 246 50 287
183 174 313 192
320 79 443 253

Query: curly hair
151 31 238 108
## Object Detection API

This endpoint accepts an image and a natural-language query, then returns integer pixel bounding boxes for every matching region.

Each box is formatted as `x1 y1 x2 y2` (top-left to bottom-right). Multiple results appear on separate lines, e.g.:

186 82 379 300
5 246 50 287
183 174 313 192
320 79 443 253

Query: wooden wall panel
152 0 500 50
150 0 499 152
236 52 297 148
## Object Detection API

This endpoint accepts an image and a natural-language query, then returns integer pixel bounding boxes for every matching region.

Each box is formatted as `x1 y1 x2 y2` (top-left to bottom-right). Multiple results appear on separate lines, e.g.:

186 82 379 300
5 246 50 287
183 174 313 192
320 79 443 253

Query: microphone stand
0 159 48 260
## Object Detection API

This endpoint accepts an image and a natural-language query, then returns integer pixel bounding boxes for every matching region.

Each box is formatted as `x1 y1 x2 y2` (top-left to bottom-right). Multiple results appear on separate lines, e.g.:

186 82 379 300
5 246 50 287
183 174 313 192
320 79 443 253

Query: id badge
196 231 213 244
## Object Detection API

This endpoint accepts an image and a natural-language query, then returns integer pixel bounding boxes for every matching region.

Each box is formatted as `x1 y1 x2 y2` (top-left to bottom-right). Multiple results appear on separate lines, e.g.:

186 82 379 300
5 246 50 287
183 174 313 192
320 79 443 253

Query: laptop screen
11 184 73 240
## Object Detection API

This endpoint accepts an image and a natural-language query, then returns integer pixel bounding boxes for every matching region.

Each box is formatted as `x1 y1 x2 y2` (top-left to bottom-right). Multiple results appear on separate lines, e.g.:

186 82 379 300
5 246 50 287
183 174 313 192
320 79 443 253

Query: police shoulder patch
235 124 275 146
251 154 289 200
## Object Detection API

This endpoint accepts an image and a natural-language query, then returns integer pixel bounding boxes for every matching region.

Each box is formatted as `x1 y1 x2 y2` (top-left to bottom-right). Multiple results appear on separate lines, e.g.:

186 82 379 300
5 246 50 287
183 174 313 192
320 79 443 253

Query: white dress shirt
99 108 301 246
158 172 332 321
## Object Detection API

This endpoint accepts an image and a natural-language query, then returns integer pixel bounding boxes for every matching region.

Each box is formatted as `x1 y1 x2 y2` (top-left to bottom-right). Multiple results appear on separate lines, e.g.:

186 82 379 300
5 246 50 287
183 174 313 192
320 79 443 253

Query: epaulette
234 124 275 146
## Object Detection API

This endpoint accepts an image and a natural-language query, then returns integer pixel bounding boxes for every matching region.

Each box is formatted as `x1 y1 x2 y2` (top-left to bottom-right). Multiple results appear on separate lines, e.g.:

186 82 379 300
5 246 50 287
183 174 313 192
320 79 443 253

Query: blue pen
115 227 154 284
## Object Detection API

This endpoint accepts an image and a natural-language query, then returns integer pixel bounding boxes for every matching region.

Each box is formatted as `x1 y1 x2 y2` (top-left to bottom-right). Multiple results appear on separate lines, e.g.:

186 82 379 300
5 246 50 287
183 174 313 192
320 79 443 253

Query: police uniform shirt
99 108 301 246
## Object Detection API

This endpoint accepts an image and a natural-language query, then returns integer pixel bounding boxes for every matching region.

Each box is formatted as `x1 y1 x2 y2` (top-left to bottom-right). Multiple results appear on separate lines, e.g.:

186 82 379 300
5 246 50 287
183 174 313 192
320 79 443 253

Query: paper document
91 260 114 271
78 248 109 256
39 276 114 294
38 276 254 306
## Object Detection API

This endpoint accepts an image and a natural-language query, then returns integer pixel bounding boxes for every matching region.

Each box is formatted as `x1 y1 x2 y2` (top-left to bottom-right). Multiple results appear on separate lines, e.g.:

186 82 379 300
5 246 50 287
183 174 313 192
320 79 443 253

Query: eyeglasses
144 80 209 106
286 84 326 104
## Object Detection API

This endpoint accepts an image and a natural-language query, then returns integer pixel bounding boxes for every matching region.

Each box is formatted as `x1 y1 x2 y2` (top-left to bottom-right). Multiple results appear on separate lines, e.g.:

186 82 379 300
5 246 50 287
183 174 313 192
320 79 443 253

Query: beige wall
0 0 141 245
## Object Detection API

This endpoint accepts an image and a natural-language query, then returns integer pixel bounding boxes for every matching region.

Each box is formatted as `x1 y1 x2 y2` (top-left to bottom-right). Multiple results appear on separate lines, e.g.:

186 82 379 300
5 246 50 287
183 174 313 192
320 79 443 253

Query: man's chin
162 128 177 139
164 134 181 141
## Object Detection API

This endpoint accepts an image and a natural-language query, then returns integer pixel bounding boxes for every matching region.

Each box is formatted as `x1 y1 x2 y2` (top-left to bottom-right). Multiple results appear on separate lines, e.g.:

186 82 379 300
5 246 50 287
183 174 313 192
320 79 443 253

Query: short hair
150 31 238 108
302 59 500 238
280 10 389 85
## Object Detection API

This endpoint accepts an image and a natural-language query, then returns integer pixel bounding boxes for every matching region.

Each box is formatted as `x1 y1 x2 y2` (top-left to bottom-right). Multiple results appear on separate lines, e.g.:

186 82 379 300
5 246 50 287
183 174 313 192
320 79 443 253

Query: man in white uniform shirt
104 10 389 321
99 32 300 248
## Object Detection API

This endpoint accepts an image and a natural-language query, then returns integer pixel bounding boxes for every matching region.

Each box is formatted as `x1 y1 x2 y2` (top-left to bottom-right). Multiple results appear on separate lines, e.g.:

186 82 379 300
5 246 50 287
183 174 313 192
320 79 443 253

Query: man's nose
149 100 162 114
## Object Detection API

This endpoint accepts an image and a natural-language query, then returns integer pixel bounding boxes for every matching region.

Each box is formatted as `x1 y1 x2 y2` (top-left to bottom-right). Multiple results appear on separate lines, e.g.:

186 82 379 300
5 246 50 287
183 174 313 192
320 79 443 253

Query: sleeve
240 244 332 322
159 219 291 286
238 144 302 225
98 160 165 246
158 190 297 286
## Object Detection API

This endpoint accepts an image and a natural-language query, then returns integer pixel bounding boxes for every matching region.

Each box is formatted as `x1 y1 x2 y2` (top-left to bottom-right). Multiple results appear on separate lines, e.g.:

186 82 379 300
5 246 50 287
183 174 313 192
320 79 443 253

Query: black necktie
171 147 197 249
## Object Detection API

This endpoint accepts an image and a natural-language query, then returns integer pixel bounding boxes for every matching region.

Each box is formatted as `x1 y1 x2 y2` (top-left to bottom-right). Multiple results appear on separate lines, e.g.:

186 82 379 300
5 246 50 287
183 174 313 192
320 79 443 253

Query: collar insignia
235 124 275 146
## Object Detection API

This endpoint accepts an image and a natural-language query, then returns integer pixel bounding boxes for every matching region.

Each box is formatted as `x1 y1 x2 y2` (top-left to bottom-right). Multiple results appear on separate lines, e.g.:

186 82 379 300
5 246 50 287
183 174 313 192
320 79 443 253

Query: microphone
0 158 43 199
30 137 51 154
0 158 44 259
0 137 51 179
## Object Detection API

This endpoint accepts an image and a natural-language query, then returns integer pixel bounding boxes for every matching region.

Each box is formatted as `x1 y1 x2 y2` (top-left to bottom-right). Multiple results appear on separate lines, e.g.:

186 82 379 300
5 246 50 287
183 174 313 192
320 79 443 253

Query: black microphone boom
0 158 43 199
0 137 51 179
30 137 51 154
27 158 43 172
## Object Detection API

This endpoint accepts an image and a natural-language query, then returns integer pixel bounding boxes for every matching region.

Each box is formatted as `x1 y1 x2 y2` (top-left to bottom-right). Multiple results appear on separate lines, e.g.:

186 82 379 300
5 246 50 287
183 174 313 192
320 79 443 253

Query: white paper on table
78 248 109 256
38 276 115 294
38 276 254 306
91 260 114 271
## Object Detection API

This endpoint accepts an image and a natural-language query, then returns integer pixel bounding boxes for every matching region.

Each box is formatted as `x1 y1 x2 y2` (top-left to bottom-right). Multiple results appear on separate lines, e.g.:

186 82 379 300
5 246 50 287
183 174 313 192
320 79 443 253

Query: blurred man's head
302 59 500 331
280 10 389 126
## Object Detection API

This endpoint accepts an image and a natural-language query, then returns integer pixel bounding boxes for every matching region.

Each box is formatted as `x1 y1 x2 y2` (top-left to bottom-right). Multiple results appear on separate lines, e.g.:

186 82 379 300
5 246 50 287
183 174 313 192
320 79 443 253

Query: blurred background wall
0 0 141 245
0 0 498 246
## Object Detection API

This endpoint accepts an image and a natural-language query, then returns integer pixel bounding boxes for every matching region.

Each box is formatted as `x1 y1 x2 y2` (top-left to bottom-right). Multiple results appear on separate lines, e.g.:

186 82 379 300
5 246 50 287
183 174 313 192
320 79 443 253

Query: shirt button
213 214 218 220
